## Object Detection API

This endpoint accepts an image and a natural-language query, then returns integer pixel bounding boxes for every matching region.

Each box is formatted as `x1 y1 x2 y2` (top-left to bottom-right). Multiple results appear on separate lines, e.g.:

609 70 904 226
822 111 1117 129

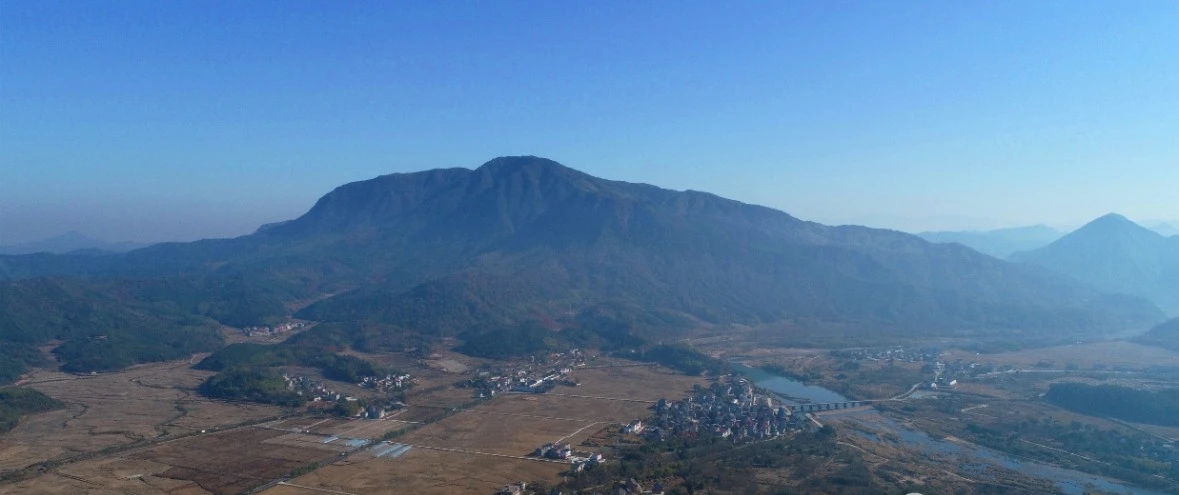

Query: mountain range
1009 214 1179 316
0 157 1167 377
918 225 1062 258
1150 222 1179 238
0 231 149 255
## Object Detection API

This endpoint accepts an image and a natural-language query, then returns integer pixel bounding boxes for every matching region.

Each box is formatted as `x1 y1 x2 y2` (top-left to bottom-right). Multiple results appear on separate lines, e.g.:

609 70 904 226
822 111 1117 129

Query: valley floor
4 340 1178 495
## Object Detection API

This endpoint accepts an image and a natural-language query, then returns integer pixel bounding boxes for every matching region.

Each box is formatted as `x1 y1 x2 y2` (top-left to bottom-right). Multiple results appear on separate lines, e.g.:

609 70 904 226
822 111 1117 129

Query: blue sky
2 1 1177 243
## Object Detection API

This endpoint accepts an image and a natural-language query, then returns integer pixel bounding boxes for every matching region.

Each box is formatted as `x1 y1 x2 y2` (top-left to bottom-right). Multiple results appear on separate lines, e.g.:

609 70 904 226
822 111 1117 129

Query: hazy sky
3 1 1178 244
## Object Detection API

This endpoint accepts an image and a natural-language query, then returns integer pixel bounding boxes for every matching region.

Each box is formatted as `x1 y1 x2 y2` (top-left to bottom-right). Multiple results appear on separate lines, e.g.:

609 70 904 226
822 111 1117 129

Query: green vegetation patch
0 387 62 433
195 324 393 404
0 278 226 379
624 344 729 376
1046 383 1179 427
197 367 304 407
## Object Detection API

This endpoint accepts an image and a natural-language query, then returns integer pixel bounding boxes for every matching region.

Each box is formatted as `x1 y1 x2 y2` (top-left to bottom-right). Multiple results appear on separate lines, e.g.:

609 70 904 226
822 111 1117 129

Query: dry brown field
2 356 708 495
124 427 338 494
400 409 593 457
0 426 346 495
0 361 285 472
563 363 708 401
263 447 565 495
944 341 1179 370
253 364 710 495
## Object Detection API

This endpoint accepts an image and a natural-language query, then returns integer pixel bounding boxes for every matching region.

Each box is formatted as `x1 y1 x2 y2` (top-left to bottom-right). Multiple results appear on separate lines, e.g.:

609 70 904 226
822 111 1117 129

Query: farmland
0 360 286 473
0 351 712 495
256 364 709 495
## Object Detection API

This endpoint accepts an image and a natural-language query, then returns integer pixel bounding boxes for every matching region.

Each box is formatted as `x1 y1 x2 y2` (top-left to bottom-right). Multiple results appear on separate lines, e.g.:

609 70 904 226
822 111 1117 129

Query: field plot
0 424 347 495
0 361 284 472
0 456 212 495
565 364 709 401
480 393 654 424
256 364 712 495
122 427 340 495
262 447 565 495
401 411 593 457
944 341 1179 370
316 416 417 440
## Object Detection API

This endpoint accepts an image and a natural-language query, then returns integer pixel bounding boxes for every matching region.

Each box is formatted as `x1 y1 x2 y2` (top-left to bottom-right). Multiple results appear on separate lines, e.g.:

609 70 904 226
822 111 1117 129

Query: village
632 375 804 443
464 350 588 398
357 372 415 393
284 371 414 419
832 345 941 363
832 346 993 390
240 320 308 337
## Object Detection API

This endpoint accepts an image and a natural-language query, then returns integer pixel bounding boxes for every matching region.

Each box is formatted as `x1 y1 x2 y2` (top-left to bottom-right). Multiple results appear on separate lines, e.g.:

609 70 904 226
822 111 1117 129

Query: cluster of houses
282 374 404 419
832 346 941 363
283 374 344 402
832 347 986 390
608 479 665 495
467 351 587 398
534 442 574 460
241 321 307 337
637 376 801 442
533 443 607 473
357 373 414 392
359 400 406 419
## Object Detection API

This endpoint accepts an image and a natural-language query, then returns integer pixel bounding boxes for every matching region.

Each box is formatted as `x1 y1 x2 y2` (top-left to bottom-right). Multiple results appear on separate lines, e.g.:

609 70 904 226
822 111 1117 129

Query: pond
730 363 849 404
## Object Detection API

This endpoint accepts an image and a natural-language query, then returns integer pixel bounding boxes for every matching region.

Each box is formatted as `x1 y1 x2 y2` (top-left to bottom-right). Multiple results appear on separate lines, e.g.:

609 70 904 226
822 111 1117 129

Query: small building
499 482 527 495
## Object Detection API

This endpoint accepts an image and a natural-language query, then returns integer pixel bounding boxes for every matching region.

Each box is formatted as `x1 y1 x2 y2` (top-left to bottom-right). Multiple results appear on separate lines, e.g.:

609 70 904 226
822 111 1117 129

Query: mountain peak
472 156 590 185
1069 213 1161 241
477 155 569 174
1087 213 1136 229
1009 212 1179 314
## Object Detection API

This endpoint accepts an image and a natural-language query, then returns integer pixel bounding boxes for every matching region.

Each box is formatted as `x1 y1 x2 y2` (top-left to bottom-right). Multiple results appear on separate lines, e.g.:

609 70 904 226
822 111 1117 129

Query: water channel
731 363 1172 495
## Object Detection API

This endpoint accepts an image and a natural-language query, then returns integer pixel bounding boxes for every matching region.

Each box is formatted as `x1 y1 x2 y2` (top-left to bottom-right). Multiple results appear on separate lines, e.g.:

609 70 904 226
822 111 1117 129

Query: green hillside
0 278 224 380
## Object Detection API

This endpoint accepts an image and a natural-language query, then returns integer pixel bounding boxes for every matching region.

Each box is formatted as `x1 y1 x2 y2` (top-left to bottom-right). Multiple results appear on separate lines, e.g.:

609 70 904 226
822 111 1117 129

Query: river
733 364 1173 495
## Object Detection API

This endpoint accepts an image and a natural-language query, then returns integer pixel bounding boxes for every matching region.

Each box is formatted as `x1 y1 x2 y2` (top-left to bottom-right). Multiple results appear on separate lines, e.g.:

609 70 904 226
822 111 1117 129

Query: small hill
1009 214 1179 315
0 278 224 380
1134 317 1179 352
918 225 1061 258
1150 222 1179 238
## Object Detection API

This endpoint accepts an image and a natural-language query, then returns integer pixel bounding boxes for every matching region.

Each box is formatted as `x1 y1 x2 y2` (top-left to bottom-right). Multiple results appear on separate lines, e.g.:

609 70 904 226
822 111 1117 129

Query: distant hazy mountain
1009 214 1179 315
0 231 148 255
1133 317 1179 352
918 225 1062 258
1150 222 1179 238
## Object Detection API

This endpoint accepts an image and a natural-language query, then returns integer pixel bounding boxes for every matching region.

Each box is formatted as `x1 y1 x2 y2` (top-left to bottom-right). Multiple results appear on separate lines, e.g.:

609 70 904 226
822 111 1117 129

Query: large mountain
1009 214 1179 315
918 225 1062 258
0 158 1165 361
0 231 148 255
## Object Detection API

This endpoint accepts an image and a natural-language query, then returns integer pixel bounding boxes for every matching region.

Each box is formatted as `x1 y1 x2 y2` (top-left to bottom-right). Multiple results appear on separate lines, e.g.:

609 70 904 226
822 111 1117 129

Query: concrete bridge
788 401 867 413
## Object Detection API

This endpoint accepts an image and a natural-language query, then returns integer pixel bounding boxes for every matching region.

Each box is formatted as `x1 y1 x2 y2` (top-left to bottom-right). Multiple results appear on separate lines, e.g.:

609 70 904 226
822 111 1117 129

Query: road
404 443 567 464
276 481 361 495
889 382 924 401
513 391 656 403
